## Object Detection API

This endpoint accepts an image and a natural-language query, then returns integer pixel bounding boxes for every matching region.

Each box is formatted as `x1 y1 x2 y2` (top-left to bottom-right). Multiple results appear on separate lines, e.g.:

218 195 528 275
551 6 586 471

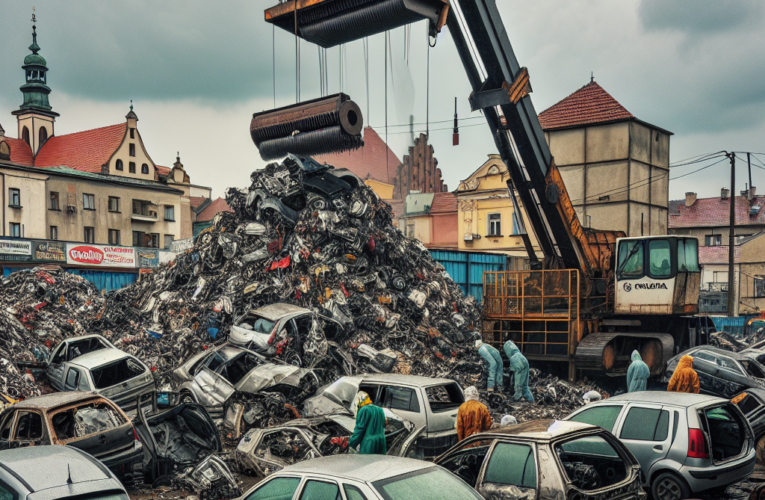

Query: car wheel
757 436 765 465
651 472 690 500
180 391 196 404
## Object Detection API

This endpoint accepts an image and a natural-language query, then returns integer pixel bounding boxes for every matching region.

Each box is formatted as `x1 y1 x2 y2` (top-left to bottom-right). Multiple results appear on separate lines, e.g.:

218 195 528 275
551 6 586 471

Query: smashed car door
476 442 538 500
11 411 45 448
47 344 67 391
194 366 236 405
0 411 15 450
304 377 362 416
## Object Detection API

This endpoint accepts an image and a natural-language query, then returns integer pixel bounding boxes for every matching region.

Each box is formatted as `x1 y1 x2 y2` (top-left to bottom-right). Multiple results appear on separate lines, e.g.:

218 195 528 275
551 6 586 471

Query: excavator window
617 241 644 279
648 240 672 278
677 239 700 272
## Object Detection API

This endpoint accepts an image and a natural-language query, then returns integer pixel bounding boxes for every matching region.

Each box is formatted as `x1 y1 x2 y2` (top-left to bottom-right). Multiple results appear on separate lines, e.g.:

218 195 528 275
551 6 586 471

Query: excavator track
575 332 674 375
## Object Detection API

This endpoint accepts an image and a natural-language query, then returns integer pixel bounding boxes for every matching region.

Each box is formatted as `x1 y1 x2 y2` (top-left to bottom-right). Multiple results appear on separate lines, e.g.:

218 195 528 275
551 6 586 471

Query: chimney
721 188 730 199
751 186 757 199
685 192 697 207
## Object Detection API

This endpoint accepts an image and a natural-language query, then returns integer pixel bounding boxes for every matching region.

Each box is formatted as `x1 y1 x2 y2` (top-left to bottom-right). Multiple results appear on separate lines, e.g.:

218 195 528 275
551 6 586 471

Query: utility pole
727 152 737 317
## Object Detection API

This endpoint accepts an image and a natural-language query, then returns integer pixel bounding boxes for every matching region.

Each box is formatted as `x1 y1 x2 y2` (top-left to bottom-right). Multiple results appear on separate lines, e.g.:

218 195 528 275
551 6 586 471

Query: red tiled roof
314 127 401 184
385 199 405 219
670 195 765 228
699 245 741 264
2 138 34 165
429 192 458 214
190 196 208 210
538 81 634 131
156 165 171 176
196 197 232 222
34 124 126 173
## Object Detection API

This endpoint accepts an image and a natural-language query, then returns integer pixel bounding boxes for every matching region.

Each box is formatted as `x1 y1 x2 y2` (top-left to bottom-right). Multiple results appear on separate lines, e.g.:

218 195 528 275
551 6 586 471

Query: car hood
235 364 311 394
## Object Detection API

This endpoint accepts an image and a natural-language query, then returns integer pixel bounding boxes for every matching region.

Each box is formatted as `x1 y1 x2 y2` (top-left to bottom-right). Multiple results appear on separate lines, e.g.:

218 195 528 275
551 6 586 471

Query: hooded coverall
348 403 387 454
503 341 534 402
456 387 493 441
478 343 503 390
667 355 700 394
626 350 650 393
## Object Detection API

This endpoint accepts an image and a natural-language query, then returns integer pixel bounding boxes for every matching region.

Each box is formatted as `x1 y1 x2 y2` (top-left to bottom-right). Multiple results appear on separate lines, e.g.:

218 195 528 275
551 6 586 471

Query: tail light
687 428 708 458
267 324 278 345
132 426 140 442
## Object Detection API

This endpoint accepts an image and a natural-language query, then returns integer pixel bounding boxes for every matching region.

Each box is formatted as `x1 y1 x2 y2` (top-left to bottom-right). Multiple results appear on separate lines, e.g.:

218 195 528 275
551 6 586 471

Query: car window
245 477 300 500
65 367 81 391
91 358 145 389
568 406 622 432
343 485 368 500
0 414 14 440
51 402 125 440
484 442 536 488
716 356 744 375
51 344 66 364
0 480 18 500
14 412 43 441
426 384 464 413
556 435 628 490
222 353 262 385
359 384 381 405
693 351 716 363
381 386 420 413
299 480 341 500
740 360 765 379
436 439 494 487
733 392 763 415
620 407 669 441
205 352 227 372
251 316 276 334
373 467 484 500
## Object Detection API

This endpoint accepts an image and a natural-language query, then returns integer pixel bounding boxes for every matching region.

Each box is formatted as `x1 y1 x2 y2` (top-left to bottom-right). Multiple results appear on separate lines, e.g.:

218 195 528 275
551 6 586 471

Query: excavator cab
614 236 700 316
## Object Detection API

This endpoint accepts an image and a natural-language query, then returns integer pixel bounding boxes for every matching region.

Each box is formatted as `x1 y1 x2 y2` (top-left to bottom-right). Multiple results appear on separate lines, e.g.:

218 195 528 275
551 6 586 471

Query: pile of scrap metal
86 154 484 391
482 369 609 423
0 267 104 399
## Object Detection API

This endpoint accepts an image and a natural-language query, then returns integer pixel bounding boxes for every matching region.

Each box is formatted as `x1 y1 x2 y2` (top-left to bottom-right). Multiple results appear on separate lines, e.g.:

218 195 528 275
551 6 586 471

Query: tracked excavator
258 0 709 380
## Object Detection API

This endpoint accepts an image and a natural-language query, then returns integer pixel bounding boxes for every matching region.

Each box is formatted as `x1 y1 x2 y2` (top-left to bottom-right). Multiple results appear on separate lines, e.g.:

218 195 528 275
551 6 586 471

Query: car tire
651 472 690 500
757 436 765 465
180 391 196 404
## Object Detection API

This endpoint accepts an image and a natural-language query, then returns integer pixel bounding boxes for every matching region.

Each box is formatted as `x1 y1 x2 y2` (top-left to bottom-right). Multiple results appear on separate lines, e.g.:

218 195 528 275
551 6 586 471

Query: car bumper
680 450 755 493
94 441 144 476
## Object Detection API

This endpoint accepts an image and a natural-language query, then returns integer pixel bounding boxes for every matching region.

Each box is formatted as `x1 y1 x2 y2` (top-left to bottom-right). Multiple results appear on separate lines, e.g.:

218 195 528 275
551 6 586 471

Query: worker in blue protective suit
476 339 503 392
627 350 650 393
503 340 534 402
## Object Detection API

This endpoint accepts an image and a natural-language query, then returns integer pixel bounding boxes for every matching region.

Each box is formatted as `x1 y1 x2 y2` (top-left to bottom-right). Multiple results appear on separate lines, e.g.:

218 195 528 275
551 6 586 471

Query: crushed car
47 347 156 417
304 374 464 458
567 391 756 499
731 388 765 465
235 412 422 476
47 334 113 380
172 343 318 421
665 346 765 398
436 419 647 500
0 392 143 485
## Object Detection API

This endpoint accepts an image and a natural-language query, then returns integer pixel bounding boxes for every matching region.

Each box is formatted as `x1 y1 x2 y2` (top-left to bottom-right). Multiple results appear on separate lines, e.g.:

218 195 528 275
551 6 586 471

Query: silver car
304 374 464 459
172 344 318 420
48 347 156 417
566 392 756 500
47 334 114 380
236 455 483 500
0 445 128 500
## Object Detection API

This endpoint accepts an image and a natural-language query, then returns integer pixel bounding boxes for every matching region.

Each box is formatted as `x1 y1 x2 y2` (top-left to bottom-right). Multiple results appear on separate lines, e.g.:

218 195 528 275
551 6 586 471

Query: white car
237 455 482 500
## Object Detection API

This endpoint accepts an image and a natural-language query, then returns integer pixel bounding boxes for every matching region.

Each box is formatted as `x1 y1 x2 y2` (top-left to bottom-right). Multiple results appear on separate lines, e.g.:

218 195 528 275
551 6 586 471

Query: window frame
83 193 96 211
618 406 670 442
49 191 60 211
84 226 95 244
487 213 502 237
9 223 21 238
617 240 645 280
244 476 302 500
164 234 174 249
13 410 44 442
8 188 20 208
129 162 136 174
298 479 340 500
141 163 149 175
129 128 135 139
164 205 175 221
116 159 124 171
482 440 538 490
647 238 674 280
567 404 624 433
108 196 120 213
705 234 722 246
129 143 136 157
50 226 58 241
108 229 120 246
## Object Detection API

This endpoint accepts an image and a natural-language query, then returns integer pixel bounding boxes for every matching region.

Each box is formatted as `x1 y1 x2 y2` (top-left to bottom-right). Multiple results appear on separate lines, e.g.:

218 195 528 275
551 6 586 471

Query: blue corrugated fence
430 250 506 303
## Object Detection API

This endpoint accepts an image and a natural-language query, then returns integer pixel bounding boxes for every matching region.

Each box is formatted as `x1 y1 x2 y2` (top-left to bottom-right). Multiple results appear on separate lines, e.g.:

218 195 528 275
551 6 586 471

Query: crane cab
614 236 700 315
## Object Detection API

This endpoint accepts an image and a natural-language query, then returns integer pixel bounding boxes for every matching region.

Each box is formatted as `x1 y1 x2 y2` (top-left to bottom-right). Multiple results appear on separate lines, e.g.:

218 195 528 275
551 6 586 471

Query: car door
10 411 45 448
376 385 425 430
241 475 303 500
194 366 235 406
475 441 538 500
48 346 67 391
566 404 626 434
613 404 672 476
296 478 341 500
693 351 743 397
0 411 16 450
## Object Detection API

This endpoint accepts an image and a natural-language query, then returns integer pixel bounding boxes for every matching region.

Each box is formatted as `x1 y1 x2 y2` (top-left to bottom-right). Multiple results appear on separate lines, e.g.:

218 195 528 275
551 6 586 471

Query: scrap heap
88 155 484 389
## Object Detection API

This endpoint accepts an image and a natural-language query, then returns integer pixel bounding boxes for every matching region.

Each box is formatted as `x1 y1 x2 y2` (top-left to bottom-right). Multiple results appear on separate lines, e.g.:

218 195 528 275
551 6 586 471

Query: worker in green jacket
503 340 534 402
627 350 650 392
348 391 387 454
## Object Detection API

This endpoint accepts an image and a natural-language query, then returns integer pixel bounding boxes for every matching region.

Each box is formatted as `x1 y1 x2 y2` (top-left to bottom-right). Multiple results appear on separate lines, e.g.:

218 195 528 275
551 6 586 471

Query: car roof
352 373 458 387
248 303 310 321
213 344 249 361
280 455 433 482
0 445 113 492
13 391 102 410
594 391 726 407
684 346 750 361
64 334 109 343
69 348 134 369
476 419 597 441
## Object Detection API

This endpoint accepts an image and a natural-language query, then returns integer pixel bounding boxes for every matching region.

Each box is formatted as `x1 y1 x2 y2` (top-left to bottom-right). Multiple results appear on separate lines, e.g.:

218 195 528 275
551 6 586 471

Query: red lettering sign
68 246 104 265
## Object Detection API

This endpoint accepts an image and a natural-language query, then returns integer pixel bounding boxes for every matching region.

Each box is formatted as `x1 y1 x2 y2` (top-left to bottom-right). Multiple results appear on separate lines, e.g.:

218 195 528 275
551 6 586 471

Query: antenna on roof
32 6 36 23
66 463 73 485
130 99 133 111
590 71 594 83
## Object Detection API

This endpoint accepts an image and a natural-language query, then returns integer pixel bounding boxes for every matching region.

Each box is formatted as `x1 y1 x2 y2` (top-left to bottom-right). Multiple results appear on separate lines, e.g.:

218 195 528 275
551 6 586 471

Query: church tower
11 14 59 157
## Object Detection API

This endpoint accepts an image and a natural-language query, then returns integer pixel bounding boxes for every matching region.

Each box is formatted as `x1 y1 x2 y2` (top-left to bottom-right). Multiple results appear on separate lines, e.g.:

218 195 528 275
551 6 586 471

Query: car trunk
700 402 752 464
93 358 155 413
135 402 221 483
50 400 135 459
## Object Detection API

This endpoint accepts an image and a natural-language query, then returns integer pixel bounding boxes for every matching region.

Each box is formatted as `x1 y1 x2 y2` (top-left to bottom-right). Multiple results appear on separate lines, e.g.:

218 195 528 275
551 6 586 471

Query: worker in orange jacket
667 355 701 394
456 386 493 441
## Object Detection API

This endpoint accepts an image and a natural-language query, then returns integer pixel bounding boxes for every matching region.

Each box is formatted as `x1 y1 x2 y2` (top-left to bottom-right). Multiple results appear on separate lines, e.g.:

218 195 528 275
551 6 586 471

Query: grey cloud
638 0 764 35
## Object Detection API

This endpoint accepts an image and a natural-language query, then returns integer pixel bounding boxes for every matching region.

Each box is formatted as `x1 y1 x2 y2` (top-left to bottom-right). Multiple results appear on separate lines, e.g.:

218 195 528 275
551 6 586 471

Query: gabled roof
156 165 171 176
314 127 401 184
190 196 208 210
196 197 232 222
3 137 34 165
670 195 765 228
429 192 458 214
699 245 741 264
538 81 634 131
35 123 126 173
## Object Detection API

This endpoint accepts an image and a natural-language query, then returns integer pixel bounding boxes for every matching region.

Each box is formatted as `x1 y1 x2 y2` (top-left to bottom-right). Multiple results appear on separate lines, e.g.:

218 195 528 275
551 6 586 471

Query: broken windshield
51 402 125 440
220 353 263 385
91 358 145 389
246 316 276 334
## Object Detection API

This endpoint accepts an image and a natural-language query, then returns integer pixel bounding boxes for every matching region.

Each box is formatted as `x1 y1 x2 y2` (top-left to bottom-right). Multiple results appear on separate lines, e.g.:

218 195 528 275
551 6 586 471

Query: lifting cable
364 37 370 123
293 0 300 102
385 30 389 182
272 25 276 107
426 30 430 138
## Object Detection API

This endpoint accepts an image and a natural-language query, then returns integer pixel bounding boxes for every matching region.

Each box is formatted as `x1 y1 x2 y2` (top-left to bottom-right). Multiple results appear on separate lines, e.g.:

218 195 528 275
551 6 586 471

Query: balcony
132 200 158 222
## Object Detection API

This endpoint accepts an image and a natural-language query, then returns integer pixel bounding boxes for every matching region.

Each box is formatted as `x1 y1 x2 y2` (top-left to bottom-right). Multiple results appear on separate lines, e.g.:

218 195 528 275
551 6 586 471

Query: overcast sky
1 1 764 201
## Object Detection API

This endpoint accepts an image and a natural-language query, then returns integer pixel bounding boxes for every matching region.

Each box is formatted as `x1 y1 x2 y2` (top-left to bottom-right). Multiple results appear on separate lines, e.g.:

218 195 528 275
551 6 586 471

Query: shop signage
66 244 136 268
